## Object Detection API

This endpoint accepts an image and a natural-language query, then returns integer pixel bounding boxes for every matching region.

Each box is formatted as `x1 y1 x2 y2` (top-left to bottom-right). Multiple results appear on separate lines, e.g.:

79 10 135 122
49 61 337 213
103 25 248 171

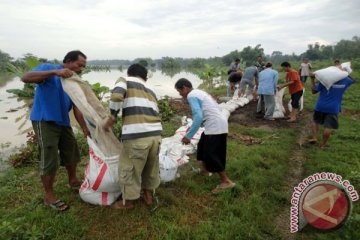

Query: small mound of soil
169 98 192 117
229 100 294 129
228 132 263 145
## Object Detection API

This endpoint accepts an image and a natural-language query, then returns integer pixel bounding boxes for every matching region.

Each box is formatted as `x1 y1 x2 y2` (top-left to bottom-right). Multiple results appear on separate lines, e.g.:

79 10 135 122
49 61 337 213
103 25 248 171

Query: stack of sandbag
61 74 122 206
314 63 351 90
219 90 253 120
159 117 204 182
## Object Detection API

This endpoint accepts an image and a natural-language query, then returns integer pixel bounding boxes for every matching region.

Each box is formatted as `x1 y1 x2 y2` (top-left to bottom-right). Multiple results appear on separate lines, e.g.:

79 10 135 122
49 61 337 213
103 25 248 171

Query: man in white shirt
175 78 236 194
299 58 312 83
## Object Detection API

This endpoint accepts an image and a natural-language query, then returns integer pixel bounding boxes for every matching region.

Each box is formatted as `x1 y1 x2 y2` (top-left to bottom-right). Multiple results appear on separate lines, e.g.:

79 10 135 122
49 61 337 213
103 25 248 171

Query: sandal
68 182 82 191
211 182 236 194
45 200 70 211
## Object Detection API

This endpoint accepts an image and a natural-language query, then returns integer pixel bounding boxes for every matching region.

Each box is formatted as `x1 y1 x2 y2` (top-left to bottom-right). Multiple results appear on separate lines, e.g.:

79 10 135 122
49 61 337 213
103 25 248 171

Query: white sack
79 178 121 206
341 62 352 74
314 66 349 90
85 137 121 193
273 88 286 119
159 154 178 182
61 74 121 157
288 88 305 112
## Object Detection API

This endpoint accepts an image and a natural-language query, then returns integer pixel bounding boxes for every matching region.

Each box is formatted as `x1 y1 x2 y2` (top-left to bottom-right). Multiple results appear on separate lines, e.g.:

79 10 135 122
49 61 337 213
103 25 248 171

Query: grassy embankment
0 63 359 239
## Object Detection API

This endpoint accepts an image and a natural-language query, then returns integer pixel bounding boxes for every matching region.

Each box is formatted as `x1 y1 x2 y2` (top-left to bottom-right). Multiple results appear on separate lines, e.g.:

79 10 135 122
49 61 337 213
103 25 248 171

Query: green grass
0 63 359 239
295 69 360 239
0 121 297 240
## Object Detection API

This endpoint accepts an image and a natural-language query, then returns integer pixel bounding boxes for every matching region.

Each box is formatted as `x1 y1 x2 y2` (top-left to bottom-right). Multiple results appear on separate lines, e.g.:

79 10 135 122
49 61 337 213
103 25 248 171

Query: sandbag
273 88 286 118
160 139 189 165
159 154 178 182
79 138 121 205
288 88 304 112
174 124 204 155
85 137 120 193
341 62 352 74
61 74 122 157
222 102 237 112
314 66 349 90
79 178 121 206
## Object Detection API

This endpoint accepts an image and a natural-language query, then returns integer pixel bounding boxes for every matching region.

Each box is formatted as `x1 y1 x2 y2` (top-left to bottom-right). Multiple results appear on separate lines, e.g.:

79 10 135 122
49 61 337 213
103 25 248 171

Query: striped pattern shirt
110 76 162 140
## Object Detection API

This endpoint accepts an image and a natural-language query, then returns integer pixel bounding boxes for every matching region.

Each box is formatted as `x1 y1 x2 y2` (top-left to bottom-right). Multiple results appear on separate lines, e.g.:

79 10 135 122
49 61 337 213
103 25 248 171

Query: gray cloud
0 0 359 60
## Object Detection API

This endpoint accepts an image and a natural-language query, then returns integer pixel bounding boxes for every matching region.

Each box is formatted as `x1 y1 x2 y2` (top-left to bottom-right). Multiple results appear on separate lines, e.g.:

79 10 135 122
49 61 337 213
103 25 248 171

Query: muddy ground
169 97 303 129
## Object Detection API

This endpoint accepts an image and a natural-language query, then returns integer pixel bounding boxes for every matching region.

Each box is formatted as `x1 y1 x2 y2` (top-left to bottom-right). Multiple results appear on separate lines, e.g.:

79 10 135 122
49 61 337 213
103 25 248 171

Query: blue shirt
30 64 72 126
257 68 278 95
314 77 354 114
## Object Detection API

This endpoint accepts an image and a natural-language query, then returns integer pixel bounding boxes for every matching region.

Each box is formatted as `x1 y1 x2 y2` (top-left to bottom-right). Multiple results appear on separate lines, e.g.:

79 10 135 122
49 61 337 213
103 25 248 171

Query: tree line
1 36 359 72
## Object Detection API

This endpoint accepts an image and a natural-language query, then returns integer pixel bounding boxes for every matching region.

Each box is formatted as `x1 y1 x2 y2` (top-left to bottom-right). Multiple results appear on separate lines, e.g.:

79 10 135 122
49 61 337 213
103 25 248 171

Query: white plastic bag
85 137 120 193
288 88 304 113
341 62 352 74
273 88 286 118
79 138 121 205
314 66 349 90
159 154 178 182
79 178 121 206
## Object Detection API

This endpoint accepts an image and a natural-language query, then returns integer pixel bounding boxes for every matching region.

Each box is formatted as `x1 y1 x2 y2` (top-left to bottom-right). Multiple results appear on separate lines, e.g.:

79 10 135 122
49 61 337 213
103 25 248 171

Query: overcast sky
0 0 359 60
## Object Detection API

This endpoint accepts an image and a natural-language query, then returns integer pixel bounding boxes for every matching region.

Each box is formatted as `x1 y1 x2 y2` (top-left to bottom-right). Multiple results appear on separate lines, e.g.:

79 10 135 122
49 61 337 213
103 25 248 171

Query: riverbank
1 82 359 239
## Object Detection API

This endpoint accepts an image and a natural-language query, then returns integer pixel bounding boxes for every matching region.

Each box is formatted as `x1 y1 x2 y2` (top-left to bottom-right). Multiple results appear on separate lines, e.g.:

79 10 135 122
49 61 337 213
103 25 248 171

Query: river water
0 69 201 170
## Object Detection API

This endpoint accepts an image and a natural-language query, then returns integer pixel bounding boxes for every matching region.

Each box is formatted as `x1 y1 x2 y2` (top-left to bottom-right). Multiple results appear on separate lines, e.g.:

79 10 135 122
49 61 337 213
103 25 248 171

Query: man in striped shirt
103 64 162 209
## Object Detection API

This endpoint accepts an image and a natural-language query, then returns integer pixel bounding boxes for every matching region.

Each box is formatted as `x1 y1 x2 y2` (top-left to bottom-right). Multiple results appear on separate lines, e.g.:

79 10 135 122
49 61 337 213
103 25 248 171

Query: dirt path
225 100 312 239
273 111 312 240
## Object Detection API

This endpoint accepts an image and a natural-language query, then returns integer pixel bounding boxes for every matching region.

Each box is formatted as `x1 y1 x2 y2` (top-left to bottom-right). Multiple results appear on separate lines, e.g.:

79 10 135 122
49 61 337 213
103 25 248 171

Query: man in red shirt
278 62 304 122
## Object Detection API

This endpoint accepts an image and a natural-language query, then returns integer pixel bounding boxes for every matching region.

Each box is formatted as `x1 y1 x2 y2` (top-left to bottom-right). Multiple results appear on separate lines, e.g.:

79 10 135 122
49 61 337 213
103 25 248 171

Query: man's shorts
119 135 161 200
313 111 339 129
239 78 255 91
291 90 303 109
197 133 227 173
32 121 80 176
301 76 308 83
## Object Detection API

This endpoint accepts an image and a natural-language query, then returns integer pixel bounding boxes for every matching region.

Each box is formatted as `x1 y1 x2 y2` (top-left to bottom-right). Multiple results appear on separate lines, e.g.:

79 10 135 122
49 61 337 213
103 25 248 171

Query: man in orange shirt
278 62 304 122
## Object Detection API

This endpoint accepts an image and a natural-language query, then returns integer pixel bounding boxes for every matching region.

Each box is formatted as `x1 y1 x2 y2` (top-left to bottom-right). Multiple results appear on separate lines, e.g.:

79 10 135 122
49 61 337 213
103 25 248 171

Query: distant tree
320 45 334 59
303 42 323 60
270 51 283 63
160 57 181 68
188 58 206 68
334 37 360 60
239 44 265 66
221 50 240 66
137 59 149 67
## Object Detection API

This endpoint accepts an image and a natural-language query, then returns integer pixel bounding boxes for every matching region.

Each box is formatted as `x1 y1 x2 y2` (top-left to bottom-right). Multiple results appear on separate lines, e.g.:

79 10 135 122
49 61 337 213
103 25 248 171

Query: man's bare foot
320 143 329 149
143 190 153 206
111 200 134 209
287 118 297 122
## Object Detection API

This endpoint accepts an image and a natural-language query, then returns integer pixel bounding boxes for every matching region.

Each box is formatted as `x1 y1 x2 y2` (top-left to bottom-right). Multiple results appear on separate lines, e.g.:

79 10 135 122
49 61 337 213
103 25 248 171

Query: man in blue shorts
309 74 354 148
22 50 90 211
